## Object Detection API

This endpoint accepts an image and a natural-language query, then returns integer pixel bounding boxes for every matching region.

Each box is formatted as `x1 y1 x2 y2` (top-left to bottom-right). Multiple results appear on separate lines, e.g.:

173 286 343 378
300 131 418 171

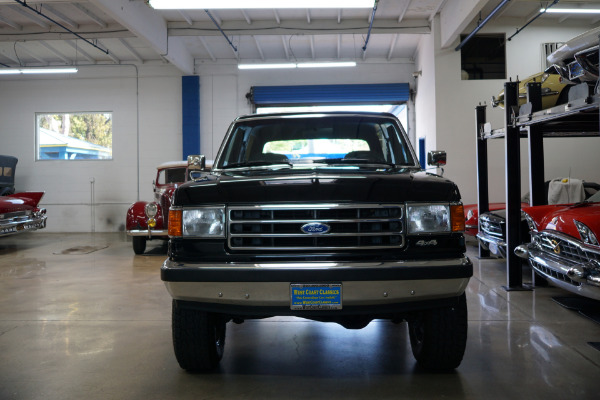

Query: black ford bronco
161 112 472 371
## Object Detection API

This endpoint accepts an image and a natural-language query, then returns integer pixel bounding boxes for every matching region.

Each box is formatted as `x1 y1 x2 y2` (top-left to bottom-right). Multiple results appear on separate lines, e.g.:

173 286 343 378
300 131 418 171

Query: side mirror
187 155 206 170
427 150 447 168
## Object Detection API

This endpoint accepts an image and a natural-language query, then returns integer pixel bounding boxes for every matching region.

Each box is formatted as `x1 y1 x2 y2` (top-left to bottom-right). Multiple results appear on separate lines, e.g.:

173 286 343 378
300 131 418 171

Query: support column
182 76 200 160
475 104 490 258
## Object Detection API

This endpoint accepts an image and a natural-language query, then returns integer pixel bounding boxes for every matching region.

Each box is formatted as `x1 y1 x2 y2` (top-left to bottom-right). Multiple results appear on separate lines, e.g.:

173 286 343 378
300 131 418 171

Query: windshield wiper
317 158 396 167
221 160 292 169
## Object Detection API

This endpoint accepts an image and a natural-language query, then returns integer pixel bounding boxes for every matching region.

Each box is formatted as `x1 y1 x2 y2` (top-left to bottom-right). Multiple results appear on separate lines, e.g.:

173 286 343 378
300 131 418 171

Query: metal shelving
475 81 600 290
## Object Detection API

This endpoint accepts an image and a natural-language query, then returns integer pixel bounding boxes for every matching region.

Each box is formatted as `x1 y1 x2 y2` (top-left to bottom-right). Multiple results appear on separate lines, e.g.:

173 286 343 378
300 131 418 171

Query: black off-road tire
172 300 226 371
408 293 468 370
132 236 146 254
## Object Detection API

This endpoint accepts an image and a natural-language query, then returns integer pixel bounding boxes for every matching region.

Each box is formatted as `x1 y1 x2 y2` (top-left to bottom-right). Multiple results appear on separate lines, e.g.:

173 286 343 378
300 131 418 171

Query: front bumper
161 257 472 314
0 213 47 237
518 244 600 301
126 229 168 238
476 232 506 257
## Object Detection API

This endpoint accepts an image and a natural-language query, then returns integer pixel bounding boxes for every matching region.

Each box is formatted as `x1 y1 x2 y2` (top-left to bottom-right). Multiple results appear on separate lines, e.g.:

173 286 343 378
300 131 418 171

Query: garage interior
1 1 599 399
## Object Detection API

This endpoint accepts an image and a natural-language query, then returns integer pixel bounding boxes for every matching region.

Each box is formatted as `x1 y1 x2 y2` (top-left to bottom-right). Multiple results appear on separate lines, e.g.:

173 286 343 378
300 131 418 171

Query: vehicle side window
157 170 166 185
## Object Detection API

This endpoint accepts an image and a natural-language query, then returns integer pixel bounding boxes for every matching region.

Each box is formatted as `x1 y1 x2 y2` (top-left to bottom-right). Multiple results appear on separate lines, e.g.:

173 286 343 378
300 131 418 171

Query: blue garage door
248 83 409 106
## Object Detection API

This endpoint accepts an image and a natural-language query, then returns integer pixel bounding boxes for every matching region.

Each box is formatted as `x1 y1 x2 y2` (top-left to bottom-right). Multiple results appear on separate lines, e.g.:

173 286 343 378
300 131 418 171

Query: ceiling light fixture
238 62 356 70
0 67 78 75
541 8 600 14
149 0 373 9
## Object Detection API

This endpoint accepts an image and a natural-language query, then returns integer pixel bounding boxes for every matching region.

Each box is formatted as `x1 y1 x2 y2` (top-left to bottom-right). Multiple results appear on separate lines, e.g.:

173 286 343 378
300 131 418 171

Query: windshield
215 115 416 169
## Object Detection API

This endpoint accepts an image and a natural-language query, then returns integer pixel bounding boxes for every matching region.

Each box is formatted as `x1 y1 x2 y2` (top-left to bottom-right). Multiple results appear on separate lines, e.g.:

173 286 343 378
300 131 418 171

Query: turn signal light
168 209 182 237
450 204 465 232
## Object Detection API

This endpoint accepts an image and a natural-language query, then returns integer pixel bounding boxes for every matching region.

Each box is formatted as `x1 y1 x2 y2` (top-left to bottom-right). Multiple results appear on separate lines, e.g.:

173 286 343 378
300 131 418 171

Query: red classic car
515 190 600 301
126 159 210 254
1 155 47 237
464 202 528 237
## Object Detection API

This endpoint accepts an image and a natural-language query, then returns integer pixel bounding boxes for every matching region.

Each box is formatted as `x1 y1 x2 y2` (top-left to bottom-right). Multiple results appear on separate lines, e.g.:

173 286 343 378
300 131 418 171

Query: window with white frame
36 112 113 160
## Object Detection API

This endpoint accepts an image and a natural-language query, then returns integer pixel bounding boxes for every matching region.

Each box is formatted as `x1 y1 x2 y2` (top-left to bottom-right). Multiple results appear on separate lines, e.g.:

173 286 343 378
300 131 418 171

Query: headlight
182 207 226 237
407 204 449 234
145 202 158 218
574 220 599 246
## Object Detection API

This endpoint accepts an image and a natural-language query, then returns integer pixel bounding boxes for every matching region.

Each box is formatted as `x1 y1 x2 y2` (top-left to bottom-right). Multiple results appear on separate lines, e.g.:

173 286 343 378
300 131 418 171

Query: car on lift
161 112 473 372
0 155 47 237
126 160 210 254
547 26 600 85
477 179 600 258
491 67 570 110
515 190 600 301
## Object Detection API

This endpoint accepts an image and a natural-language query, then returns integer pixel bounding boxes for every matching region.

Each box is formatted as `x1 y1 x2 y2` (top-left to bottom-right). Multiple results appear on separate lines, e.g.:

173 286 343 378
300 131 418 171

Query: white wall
0 64 183 232
196 61 418 160
1 61 416 232
416 17 600 205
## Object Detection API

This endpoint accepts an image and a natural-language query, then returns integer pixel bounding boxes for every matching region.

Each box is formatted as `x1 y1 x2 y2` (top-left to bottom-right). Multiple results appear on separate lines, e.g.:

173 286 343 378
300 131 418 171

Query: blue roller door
249 83 409 106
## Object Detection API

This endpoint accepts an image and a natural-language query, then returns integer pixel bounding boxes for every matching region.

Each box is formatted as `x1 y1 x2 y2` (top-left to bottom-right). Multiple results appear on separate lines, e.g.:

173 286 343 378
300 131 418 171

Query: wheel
172 300 226 371
132 236 146 254
556 85 571 105
408 293 468 370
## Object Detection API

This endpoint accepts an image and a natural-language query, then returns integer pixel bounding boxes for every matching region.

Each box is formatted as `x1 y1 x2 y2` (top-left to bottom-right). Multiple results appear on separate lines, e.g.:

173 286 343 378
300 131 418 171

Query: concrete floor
1 232 599 400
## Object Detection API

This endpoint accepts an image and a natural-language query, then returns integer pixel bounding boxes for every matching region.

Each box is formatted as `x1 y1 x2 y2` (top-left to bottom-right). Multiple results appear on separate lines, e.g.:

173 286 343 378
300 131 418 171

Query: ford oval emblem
301 222 331 235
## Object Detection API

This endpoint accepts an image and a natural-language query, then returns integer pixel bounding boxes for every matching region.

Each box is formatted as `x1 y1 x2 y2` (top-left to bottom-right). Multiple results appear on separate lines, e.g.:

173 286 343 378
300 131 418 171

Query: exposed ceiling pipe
507 0 560 42
455 0 512 51
13 0 109 55
362 0 379 52
205 9 238 52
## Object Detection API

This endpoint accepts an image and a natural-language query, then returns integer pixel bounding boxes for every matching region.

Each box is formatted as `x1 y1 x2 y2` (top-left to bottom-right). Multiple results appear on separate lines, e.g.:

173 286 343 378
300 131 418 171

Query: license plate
290 283 342 310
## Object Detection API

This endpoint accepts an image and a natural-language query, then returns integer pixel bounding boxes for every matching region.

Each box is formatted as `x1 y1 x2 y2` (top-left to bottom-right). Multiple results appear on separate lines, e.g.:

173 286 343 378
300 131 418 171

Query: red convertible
515 191 600 301
0 155 47 237
126 158 210 254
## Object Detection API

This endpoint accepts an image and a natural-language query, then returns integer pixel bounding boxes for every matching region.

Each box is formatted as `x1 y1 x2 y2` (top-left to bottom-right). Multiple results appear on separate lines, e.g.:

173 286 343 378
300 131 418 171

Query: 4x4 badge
301 223 330 235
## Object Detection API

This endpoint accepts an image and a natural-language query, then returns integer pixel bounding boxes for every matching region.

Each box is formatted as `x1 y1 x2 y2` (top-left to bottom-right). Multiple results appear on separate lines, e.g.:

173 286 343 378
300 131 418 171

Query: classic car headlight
407 204 464 234
145 202 158 218
574 220 599 246
170 207 226 237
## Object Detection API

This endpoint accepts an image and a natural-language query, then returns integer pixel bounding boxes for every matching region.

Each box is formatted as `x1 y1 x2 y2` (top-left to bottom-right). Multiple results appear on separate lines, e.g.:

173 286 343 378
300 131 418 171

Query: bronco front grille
227 204 404 251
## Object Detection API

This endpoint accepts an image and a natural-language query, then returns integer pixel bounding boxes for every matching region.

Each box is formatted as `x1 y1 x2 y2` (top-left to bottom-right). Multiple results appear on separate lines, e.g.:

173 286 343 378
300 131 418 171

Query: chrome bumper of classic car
127 229 168 237
161 257 472 308
476 232 506 257
0 212 47 237
515 243 600 301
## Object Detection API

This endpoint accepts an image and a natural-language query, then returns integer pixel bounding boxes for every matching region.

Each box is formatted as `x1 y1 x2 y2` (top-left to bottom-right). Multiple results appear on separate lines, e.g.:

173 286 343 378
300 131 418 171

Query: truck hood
174 167 461 205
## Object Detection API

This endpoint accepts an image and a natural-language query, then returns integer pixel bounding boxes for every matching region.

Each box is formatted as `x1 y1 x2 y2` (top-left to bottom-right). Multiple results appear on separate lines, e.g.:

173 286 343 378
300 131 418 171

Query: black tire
556 85 570 105
408 293 468 370
132 236 146 254
172 300 226 371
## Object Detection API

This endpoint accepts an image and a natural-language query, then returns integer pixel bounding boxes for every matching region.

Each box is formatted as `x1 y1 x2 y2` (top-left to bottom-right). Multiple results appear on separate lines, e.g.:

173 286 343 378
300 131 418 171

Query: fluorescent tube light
238 62 356 70
0 67 78 75
298 62 356 68
238 63 296 70
541 8 600 14
149 0 373 9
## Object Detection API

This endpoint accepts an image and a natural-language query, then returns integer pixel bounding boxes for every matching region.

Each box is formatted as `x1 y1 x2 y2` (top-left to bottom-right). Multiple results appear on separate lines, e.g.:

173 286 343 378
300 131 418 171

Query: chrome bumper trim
0 215 47 237
528 249 600 301
126 229 168 237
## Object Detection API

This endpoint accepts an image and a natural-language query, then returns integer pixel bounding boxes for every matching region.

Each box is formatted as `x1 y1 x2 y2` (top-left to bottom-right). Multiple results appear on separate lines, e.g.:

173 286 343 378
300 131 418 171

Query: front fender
126 201 165 230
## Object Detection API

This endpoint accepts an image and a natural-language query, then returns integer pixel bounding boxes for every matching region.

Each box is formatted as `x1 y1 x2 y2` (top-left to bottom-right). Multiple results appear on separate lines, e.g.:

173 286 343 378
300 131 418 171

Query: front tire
172 300 226 371
132 236 146 254
408 293 468 370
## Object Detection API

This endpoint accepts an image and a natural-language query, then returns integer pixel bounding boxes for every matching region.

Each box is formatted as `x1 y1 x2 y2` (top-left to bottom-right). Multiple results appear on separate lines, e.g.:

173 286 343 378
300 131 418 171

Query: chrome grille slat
228 204 405 251
536 231 600 265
